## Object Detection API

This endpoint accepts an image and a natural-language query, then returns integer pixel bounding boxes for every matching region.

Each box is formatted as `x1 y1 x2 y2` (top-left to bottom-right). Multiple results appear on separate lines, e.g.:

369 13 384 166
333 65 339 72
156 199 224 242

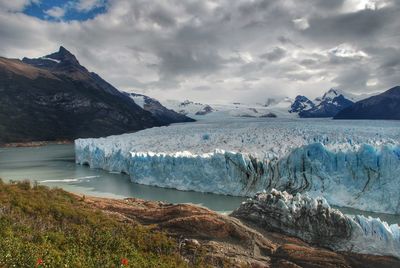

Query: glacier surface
75 118 400 214
232 190 400 259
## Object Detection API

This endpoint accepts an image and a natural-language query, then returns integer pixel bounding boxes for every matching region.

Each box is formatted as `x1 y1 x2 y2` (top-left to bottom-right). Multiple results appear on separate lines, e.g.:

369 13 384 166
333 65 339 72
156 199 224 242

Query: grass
0 179 196 268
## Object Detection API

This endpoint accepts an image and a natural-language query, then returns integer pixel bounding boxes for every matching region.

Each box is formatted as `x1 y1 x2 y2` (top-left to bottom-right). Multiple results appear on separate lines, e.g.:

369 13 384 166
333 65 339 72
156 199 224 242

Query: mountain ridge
334 86 400 120
290 88 355 118
0 46 192 143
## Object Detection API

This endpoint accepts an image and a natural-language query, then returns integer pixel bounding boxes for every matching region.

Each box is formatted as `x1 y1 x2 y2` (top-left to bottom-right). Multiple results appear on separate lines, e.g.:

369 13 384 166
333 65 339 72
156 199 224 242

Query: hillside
335 86 400 120
0 180 399 268
0 47 191 143
0 180 190 268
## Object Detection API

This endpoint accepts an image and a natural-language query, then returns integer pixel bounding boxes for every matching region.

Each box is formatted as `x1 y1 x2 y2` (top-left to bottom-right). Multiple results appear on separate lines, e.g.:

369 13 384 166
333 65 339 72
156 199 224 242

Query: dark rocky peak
323 88 339 97
289 95 315 113
46 46 80 65
22 46 86 73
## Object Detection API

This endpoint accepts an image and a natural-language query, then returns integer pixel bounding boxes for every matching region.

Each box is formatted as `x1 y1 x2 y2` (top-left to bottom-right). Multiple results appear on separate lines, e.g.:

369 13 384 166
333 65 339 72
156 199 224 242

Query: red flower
121 258 129 266
36 258 44 266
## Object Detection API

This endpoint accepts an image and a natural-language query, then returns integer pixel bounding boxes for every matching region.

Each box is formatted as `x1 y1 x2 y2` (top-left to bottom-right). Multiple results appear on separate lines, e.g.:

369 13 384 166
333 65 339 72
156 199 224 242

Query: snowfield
75 118 400 214
162 98 295 119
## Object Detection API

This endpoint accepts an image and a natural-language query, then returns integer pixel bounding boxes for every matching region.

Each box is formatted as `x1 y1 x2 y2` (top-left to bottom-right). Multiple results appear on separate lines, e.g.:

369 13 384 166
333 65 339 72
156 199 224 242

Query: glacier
75 118 400 214
232 190 400 259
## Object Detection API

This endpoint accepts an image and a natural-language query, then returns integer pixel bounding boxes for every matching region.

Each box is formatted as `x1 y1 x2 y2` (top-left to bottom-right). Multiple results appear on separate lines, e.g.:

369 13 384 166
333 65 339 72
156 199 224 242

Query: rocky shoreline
0 140 72 148
82 192 400 268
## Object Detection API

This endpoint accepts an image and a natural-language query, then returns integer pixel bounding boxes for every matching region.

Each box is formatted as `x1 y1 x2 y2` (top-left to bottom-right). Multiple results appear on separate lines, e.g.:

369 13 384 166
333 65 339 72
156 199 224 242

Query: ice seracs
231 190 400 259
75 118 400 214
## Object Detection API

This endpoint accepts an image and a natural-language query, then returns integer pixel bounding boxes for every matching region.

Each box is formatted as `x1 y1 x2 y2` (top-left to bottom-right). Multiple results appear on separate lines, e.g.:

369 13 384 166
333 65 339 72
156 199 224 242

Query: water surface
0 144 244 213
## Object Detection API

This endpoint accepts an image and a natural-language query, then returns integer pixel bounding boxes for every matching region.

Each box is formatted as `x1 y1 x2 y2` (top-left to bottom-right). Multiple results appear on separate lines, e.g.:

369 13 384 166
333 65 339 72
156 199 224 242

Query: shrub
0 181 193 268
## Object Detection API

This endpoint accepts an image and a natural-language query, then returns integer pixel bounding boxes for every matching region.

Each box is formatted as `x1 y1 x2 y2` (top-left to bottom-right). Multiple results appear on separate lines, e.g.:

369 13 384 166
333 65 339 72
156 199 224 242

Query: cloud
0 0 39 12
0 0 399 103
261 47 287 62
293 17 309 30
44 6 66 19
75 0 106 12
328 44 368 59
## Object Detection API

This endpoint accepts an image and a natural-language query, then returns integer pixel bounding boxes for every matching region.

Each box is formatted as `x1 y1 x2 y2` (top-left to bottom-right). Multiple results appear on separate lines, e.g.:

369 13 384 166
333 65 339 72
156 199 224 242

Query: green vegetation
0 180 191 268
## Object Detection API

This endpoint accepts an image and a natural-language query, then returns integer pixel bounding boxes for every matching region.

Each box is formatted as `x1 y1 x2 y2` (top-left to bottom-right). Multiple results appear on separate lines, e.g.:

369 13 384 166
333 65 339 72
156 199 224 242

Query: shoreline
0 140 73 148
83 192 400 267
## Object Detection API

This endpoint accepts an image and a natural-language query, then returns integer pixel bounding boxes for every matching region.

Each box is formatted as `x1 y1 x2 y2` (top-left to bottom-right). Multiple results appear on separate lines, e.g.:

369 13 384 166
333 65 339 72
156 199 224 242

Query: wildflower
121 258 128 266
36 258 44 266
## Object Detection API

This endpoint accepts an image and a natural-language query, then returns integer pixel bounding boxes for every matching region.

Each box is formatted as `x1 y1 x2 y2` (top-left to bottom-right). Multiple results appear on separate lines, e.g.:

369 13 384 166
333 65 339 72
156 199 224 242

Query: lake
1 143 399 224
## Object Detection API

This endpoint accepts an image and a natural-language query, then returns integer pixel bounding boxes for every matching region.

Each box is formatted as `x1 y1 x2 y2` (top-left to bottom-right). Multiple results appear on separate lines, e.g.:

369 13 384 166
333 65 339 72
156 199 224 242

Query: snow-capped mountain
290 88 355 118
162 100 214 116
288 95 315 113
162 88 375 120
126 93 194 124
163 97 294 119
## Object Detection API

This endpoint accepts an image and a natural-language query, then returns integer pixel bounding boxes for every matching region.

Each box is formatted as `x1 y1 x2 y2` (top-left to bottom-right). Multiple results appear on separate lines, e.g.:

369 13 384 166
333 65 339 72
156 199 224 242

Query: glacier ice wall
271 143 400 214
75 138 400 214
231 190 400 259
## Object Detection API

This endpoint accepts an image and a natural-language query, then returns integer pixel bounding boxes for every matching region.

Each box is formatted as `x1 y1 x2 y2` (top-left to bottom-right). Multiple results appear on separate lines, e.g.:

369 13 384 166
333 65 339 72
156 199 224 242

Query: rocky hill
290 89 355 118
0 47 191 143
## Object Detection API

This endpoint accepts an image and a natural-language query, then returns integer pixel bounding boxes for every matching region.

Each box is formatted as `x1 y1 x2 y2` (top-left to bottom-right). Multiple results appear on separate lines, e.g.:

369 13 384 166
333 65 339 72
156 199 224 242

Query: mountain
290 89 355 118
0 46 188 143
334 86 400 120
162 97 295 119
289 95 315 113
163 100 214 116
126 93 194 124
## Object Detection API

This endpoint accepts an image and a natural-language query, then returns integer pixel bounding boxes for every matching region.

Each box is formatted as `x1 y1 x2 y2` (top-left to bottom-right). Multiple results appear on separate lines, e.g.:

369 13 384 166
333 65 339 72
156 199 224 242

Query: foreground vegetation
0 180 191 267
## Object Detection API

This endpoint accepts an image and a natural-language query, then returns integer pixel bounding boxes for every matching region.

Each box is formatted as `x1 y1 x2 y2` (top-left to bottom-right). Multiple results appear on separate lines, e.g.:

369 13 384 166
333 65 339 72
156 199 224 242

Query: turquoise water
0 144 245 213
0 143 399 224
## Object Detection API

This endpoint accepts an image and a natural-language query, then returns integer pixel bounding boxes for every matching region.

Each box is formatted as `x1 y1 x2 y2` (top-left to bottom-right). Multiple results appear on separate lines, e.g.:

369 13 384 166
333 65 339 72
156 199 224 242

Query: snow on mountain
75 118 400 214
163 88 371 120
163 98 295 119
288 95 314 113
39 57 61 64
291 88 357 118
125 93 195 124
129 94 146 109
232 190 400 259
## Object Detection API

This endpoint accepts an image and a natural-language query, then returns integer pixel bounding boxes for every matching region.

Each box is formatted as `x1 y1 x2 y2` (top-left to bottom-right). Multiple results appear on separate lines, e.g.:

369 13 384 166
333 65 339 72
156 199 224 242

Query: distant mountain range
0 46 192 143
290 88 356 118
163 87 400 120
162 89 365 119
334 86 400 120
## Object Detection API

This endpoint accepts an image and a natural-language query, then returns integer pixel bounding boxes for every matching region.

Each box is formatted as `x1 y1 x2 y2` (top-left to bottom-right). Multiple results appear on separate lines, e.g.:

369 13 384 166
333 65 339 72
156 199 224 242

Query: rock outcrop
84 194 400 268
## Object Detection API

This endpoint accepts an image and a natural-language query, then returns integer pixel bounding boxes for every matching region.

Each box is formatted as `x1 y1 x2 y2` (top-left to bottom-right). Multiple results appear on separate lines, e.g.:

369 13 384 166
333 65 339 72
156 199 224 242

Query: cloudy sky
0 0 399 103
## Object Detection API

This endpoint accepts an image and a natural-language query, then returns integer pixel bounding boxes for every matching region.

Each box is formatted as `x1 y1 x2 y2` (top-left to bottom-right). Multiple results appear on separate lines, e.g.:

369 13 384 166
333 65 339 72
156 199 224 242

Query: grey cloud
0 0 398 102
333 67 371 91
312 0 345 9
148 6 176 27
305 7 398 42
156 49 223 77
260 47 286 62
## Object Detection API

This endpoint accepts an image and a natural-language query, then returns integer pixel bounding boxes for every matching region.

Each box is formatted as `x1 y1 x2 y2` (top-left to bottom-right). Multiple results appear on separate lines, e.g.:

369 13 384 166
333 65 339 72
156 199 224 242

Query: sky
0 0 399 103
